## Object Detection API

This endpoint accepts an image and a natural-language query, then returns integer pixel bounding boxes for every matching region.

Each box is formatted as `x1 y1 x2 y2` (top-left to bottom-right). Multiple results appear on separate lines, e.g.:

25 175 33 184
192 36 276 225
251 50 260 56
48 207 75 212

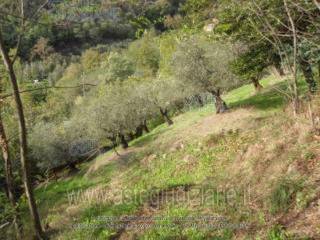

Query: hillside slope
31 76 320 240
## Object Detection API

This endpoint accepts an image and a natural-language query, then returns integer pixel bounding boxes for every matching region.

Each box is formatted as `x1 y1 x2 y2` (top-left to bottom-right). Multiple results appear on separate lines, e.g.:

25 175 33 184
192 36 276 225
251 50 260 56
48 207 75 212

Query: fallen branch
0 222 10 229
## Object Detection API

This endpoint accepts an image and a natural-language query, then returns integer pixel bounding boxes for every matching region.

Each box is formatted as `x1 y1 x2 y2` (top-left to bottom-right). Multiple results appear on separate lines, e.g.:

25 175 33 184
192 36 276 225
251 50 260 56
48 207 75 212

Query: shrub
80 49 101 71
128 30 160 76
105 52 135 83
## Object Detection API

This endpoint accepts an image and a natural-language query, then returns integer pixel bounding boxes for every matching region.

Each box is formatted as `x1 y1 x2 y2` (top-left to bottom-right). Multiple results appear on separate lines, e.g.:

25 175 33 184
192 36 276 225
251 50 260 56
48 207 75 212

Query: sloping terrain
30 76 320 240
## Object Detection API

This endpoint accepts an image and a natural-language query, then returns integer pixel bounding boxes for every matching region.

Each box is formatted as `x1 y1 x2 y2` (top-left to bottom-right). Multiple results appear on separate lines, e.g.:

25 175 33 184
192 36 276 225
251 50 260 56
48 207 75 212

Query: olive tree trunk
210 90 228 114
251 78 263 92
160 107 173 125
135 126 143 138
0 30 45 240
119 134 129 149
142 120 149 133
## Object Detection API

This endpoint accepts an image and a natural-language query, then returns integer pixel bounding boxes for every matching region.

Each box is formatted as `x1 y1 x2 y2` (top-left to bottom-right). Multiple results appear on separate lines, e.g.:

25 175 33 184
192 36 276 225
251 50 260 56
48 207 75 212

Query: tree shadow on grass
130 125 171 147
227 81 304 111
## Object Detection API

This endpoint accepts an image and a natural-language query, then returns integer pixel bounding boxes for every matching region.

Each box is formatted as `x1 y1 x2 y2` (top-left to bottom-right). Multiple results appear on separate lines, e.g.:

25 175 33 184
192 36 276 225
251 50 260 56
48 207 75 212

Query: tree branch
11 0 25 64
12 0 50 64
314 0 320 11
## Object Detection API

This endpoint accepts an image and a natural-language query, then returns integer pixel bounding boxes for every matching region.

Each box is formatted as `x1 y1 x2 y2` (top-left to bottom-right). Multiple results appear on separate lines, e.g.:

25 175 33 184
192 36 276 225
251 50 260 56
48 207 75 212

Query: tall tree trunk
160 107 173 125
299 57 317 93
0 31 45 240
314 0 320 11
0 113 22 239
119 134 128 149
251 78 263 92
142 120 149 133
210 90 228 114
284 0 300 116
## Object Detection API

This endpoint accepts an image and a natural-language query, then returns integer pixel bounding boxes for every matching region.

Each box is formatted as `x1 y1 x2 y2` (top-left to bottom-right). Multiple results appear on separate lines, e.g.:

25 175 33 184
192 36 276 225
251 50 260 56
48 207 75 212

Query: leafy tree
180 0 215 28
216 0 319 94
173 36 239 113
30 37 54 61
158 33 178 77
80 48 101 71
105 52 135 83
30 122 68 171
230 44 270 92
128 30 160 77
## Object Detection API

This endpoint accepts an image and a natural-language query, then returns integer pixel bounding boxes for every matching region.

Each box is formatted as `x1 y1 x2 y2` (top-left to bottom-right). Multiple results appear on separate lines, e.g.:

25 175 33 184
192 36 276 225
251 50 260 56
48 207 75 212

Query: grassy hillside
27 75 320 240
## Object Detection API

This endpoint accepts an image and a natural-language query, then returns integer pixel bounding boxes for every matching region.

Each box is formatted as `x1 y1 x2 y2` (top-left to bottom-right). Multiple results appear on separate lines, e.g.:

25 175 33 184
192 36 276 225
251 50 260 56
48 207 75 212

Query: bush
81 49 101 71
29 122 69 171
128 30 160 76
105 52 135 83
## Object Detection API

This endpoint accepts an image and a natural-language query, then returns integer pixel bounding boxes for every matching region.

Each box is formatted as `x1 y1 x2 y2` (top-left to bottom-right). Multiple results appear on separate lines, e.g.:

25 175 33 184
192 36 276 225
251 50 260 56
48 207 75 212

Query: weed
269 178 304 214
267 225 288 240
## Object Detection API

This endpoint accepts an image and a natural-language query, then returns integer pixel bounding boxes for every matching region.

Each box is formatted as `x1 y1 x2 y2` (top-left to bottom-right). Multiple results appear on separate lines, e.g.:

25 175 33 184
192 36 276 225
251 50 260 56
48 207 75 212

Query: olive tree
29 122 68 172
172 36 239 113
144 76 188 125
78 81 154 150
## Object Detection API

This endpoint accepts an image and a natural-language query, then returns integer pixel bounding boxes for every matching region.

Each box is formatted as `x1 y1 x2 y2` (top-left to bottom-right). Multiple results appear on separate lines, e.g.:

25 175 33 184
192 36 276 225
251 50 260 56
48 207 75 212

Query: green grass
225 75 282 104
267 225 288 240
29 74 317 240
226 75 308 111
269 177 304 215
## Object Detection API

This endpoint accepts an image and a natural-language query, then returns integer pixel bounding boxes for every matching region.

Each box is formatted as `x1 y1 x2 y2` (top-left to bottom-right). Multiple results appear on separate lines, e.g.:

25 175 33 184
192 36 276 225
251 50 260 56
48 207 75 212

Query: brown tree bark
160 107 173 125
0 113 22 239
314 0 320 11
142 120 149 133
252 78 263 92
210 90 228 114
119 134 129 149
0 30 45 240
135 126 143 138
284 0 300 116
